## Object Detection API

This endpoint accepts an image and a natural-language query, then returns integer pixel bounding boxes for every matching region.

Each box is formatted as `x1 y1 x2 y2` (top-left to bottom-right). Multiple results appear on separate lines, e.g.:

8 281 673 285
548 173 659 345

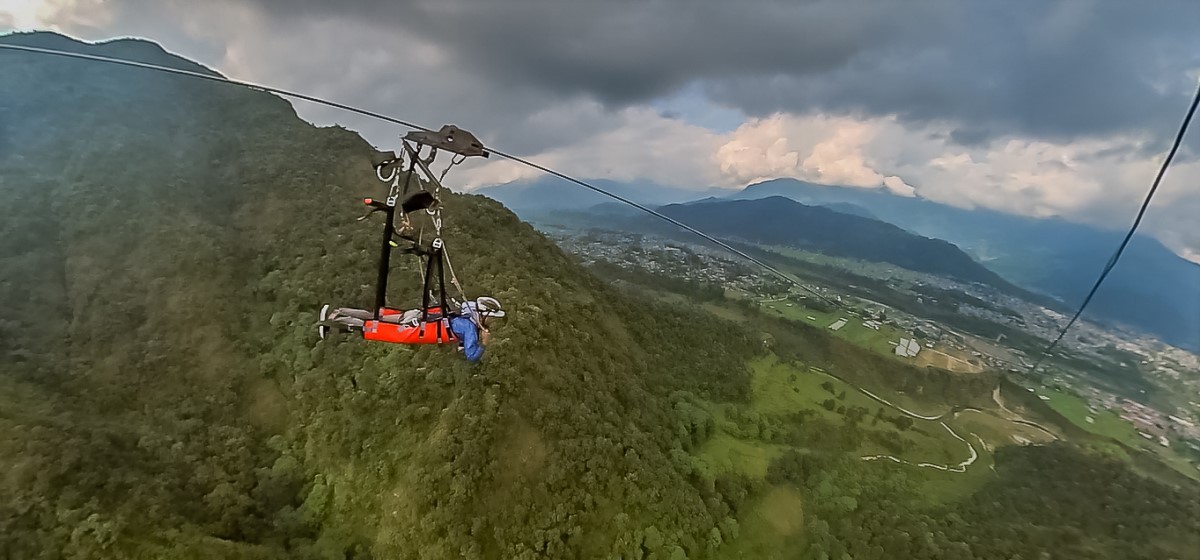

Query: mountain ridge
491 173 1198 349
657 196 1030 294
731 178 1200 349
1 31 760 558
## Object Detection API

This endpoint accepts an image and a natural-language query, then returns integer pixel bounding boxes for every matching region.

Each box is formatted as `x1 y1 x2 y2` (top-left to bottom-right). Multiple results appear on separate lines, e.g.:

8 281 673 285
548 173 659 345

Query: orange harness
361 308 459 345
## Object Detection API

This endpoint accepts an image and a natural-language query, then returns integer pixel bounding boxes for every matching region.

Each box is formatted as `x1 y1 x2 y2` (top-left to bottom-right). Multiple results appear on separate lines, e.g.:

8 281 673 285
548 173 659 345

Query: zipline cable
0 43 433 133
1029 79 1200 373
483 148 836 304
11 42 1197 371
0 42 837 305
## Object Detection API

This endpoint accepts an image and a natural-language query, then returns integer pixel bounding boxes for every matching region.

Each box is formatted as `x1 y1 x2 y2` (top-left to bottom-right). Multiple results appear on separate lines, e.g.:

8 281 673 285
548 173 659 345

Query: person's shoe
318 304 330 339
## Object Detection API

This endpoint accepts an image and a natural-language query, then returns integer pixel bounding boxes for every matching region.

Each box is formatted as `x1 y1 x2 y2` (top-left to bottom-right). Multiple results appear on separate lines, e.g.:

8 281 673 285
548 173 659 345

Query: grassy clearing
714 485 806 560
696 354 1049 553
908 440 996 503
744 356 974 467
1150 449 1200 481
702 301 752 323
897 422 976 465
758 300 906 359
1041 389 1143 445
750 356 878 418
696 433 787 479
1028 389 1200 481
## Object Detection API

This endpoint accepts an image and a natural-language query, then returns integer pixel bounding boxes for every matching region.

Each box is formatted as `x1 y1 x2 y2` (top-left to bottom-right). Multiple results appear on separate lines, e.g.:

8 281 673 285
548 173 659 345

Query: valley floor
691 355 1058 558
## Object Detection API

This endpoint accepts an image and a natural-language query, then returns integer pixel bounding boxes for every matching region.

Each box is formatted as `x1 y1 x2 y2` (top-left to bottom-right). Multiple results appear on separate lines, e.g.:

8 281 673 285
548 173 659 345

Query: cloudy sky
3 0 1199 261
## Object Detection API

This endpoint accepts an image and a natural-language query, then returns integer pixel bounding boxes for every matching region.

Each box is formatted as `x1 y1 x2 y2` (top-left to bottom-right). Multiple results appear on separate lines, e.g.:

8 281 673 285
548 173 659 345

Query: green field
702 300 753 323
906 439 995 504
748 356 880 417
713 485 806 560
697 433 787 479
1040 389 1143 445
758 298 906 358
1037 389 1200 481
700 356 977 475
686 347 1165 555
698 355 993 558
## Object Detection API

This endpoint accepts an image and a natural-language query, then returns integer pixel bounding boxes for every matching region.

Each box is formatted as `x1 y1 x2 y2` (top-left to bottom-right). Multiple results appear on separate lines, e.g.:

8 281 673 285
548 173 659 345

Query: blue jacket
449 316 484 362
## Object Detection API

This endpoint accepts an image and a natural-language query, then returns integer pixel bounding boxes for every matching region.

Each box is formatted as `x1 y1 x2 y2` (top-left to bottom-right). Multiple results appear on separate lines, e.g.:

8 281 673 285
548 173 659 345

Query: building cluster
552 230 769 291
1119 399 1172 446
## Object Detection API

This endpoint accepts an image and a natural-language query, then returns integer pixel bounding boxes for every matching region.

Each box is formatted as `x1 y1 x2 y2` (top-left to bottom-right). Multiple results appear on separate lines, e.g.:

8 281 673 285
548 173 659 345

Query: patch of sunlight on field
715 485 806 560
697 432 786 479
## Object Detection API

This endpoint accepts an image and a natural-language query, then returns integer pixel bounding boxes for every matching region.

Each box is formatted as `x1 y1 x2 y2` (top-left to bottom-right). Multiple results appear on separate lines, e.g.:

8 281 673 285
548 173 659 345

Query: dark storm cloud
707 3 1200 142
244 0 947 99
237 0 1200 142
17 0 1200 258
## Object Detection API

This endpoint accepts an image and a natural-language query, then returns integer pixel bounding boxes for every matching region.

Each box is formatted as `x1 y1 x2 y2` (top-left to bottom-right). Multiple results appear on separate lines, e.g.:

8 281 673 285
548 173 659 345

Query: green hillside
0 32 758 559
3 32 1200 560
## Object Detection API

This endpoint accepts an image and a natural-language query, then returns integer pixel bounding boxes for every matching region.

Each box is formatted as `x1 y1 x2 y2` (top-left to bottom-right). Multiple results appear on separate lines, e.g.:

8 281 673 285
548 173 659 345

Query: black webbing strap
417 246 452 342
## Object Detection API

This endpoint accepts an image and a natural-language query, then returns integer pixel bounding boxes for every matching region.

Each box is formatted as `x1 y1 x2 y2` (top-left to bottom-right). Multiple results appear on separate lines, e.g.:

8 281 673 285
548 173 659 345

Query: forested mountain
657 197 1026 293
732 179 1200 350
3 32 1200 560
0 32 759 558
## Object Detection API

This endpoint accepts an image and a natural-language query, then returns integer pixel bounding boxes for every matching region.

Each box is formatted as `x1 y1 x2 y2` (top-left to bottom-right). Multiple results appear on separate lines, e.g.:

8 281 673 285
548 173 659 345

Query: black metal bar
435 249 449 341
372 165 415 320
420 251 436 322
436 249 449 318
372 202 395 320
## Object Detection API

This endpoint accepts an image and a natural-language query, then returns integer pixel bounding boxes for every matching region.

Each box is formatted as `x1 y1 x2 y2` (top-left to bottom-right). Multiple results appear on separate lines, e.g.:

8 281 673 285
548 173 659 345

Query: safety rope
442 246 466 299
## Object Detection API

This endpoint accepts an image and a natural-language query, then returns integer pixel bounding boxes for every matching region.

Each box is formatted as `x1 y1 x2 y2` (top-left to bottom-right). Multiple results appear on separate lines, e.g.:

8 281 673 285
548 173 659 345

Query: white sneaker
318 304 330 339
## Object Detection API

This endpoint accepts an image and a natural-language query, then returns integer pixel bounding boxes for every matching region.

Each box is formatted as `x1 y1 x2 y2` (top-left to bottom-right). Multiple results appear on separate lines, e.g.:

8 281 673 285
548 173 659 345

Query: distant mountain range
730 179 1200 350
658 197 1027 293
484 176 1199 350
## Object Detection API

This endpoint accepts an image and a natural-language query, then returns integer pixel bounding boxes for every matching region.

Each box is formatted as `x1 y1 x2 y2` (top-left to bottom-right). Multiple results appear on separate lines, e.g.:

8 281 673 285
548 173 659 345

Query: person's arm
450 316 484 362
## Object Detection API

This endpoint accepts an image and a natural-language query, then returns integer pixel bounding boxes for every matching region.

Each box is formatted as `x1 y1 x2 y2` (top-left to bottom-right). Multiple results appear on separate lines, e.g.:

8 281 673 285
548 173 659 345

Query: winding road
806 368 982 471
992 386 1060 441
809 368 1055 473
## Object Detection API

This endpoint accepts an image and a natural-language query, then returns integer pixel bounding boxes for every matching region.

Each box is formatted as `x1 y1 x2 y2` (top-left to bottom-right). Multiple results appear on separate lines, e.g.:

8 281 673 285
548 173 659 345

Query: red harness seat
362 307 458 345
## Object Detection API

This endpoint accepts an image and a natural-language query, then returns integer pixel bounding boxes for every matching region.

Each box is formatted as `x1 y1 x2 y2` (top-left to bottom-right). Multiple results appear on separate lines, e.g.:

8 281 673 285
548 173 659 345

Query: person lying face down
321 297 505 363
